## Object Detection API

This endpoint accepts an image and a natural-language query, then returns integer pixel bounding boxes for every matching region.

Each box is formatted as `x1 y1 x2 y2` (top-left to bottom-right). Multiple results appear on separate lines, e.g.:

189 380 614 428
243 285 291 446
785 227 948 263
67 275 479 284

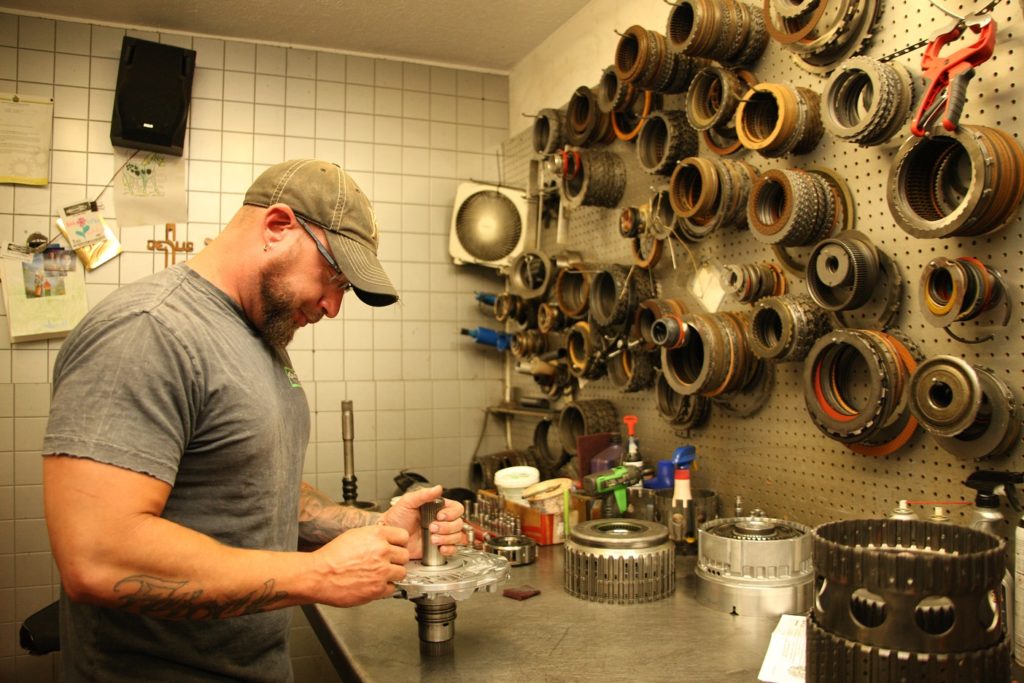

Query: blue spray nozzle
475 291 498 305
460 326 510 351
643 460 676 489
672 445 696 470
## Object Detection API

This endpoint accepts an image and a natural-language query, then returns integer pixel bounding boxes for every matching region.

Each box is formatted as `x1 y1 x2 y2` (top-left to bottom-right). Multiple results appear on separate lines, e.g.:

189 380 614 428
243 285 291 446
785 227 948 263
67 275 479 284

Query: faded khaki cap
244 159 399 306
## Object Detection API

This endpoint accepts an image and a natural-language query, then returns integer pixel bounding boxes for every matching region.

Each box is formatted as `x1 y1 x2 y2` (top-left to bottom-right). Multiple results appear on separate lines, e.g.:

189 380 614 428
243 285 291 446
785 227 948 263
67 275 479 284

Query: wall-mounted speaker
109 37 196 156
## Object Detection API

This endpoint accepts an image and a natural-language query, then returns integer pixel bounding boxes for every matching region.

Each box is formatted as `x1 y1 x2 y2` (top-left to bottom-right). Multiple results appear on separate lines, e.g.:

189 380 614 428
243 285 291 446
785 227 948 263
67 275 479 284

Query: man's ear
263 203 297 246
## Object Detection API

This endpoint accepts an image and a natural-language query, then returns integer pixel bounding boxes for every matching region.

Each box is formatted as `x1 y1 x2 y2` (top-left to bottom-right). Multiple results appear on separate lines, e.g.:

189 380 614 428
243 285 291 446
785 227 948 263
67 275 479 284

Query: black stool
20 600 60 655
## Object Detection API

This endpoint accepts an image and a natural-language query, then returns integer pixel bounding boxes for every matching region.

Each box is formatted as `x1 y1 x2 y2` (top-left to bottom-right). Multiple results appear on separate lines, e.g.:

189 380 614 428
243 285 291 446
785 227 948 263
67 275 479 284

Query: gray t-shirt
43 264 310 682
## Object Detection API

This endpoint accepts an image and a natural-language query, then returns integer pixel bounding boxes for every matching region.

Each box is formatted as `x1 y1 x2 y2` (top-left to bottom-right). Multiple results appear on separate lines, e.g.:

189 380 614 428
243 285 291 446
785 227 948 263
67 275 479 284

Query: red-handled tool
911 13 997 137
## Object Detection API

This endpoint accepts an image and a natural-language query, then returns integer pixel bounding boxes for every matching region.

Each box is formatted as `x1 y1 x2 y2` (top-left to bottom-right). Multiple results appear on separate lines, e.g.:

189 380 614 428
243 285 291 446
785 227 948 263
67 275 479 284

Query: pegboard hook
521 112 538 118
619 264 637 301
669 230 700 273
613 29 627 37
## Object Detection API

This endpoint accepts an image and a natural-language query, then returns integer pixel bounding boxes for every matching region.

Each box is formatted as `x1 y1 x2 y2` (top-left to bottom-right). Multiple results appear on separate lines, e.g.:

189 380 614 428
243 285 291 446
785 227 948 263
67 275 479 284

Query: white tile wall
255 44 285 75
223 71 255 102
0 11 509 681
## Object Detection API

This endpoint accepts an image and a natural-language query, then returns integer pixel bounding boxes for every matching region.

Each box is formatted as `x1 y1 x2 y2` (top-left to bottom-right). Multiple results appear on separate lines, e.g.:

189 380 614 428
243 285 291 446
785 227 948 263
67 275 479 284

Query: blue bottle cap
672 445 696 469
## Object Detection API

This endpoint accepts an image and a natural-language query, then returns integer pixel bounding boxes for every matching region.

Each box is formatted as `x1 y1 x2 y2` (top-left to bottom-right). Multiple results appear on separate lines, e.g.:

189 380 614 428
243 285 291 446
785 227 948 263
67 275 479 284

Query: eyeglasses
294 214 353 294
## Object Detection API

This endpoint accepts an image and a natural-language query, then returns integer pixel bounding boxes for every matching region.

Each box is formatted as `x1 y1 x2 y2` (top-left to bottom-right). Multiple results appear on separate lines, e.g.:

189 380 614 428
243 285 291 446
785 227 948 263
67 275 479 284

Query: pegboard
499 0 1024 542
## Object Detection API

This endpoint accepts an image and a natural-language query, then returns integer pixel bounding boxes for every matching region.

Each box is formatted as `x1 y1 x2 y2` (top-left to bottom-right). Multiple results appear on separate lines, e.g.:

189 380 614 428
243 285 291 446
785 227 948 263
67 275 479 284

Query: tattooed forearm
298 482 380 543
113 575 288 619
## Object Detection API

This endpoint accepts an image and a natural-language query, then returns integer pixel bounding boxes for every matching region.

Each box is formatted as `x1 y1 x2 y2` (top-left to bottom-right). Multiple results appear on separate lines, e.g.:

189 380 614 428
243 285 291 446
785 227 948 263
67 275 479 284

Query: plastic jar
493 466 540 505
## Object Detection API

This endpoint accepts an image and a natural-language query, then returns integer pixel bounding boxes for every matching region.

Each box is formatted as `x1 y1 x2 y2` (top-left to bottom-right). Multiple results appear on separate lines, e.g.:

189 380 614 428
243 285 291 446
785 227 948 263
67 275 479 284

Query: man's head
244 159 399 308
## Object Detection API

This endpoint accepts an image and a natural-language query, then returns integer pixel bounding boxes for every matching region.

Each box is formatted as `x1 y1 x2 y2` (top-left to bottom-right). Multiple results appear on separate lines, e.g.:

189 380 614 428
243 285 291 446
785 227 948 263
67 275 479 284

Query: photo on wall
0 246 88 343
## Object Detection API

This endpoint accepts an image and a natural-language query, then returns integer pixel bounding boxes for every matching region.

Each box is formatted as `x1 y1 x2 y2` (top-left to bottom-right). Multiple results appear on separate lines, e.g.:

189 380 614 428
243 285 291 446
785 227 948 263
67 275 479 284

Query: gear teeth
532 108 565 155
914 602 956 634
784 0 882 76
849 591 888 627
638 111 698 176
751 294 830 362
563 150 627 209
791 87 823 155
803 330 890 440
823 57 912 146
732 5 769 65
807 613 1010 682
809 520 1009 678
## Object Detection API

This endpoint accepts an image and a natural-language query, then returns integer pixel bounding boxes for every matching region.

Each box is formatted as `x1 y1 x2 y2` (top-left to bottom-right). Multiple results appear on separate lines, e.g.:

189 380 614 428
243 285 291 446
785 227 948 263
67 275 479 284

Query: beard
258 262 299 348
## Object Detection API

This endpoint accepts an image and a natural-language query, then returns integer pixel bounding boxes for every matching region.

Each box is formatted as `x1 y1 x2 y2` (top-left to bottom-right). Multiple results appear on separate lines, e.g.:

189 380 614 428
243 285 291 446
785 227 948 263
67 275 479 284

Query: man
42 159 466 681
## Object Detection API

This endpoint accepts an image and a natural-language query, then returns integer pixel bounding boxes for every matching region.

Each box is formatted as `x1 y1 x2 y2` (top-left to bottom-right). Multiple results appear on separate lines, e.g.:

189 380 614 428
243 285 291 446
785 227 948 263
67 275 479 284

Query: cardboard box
476 489 595 545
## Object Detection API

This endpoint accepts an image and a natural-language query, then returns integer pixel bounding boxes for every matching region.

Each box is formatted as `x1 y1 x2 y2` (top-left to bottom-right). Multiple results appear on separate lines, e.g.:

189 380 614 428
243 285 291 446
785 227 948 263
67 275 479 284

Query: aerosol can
963 470 1024 662
889 499 919 521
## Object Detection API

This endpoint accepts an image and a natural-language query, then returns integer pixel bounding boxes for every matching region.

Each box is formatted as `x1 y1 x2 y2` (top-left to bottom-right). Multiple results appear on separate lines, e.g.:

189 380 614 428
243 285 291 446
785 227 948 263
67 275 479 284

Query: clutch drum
696 513 813 618
563 519 675 604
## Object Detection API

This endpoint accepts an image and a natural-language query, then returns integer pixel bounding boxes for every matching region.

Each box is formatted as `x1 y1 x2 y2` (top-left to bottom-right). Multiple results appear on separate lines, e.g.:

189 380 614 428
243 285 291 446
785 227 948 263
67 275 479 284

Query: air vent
449 182 529 268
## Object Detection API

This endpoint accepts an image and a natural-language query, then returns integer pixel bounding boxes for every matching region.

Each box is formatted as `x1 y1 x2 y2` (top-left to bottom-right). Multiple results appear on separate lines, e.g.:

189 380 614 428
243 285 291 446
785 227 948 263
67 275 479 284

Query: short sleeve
43 311 200 485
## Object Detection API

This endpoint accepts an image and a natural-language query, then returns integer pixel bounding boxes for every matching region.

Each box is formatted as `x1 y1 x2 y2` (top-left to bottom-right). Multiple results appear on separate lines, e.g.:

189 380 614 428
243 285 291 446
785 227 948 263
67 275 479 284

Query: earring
263 244 271 252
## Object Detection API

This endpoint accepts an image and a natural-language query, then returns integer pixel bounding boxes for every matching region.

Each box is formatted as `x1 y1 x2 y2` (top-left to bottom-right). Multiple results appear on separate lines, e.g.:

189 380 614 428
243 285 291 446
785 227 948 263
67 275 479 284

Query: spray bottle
963 470 1024 662
622 415 643 489
672 445 697 553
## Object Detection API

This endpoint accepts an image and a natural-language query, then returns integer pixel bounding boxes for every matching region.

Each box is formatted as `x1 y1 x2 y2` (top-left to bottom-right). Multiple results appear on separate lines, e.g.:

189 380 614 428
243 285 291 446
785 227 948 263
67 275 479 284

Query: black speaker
110 36 196 156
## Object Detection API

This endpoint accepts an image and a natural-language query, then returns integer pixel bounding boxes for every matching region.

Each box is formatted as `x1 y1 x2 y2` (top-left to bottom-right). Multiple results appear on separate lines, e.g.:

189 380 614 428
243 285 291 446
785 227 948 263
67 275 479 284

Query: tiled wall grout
0 11 510 680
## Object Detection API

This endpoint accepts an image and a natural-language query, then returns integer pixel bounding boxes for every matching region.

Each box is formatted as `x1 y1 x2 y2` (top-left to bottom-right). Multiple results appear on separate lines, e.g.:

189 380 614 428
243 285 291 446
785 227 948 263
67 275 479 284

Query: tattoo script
298 482 379 543
113 575 288 619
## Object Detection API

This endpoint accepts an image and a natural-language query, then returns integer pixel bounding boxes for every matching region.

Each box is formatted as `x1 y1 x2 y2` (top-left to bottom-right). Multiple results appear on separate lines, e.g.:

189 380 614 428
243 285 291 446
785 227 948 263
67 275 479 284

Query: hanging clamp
911 13 997 136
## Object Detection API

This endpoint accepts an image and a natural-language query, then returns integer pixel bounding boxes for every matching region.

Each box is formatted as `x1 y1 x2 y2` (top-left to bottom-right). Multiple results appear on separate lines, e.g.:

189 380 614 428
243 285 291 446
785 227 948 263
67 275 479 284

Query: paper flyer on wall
0 93 53 185
55 215 123 271
112 147 188 227
0 246 89 343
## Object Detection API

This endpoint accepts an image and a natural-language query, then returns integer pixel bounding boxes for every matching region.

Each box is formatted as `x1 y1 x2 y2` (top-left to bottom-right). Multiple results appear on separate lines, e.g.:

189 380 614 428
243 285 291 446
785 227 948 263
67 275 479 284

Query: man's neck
186 233 250 313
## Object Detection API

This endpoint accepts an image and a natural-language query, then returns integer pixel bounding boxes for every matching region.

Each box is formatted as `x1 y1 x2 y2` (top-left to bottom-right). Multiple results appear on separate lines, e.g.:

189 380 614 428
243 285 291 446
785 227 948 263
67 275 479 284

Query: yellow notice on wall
0 93 54 185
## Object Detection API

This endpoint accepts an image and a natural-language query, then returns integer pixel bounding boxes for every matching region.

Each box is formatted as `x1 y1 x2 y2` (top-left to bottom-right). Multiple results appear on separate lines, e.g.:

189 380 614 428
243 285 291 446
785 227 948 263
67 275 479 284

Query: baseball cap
244 159 399 306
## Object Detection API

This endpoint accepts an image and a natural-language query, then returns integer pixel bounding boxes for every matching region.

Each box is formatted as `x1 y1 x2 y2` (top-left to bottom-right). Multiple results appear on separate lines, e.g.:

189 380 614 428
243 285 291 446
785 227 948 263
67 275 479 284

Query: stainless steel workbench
303 547 779 682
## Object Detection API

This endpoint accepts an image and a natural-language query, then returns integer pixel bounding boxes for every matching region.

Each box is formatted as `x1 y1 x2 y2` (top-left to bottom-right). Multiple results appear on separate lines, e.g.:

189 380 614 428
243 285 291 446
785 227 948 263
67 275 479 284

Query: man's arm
45 455 411 619
299 481 468 558
298 482 380 544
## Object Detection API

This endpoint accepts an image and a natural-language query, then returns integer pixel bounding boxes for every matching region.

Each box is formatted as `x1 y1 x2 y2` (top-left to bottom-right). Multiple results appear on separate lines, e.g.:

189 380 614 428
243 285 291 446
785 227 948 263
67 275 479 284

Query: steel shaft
341 400 356 504
420 498 445 567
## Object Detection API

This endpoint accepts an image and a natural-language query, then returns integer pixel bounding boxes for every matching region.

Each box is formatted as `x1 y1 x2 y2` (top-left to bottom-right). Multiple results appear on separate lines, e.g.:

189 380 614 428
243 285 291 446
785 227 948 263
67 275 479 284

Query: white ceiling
4 0 592 72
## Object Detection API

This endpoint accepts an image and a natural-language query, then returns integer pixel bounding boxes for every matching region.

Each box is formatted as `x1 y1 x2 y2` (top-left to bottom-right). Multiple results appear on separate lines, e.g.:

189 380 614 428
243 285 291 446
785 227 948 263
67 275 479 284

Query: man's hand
378 485 467 559
312 525 411 607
